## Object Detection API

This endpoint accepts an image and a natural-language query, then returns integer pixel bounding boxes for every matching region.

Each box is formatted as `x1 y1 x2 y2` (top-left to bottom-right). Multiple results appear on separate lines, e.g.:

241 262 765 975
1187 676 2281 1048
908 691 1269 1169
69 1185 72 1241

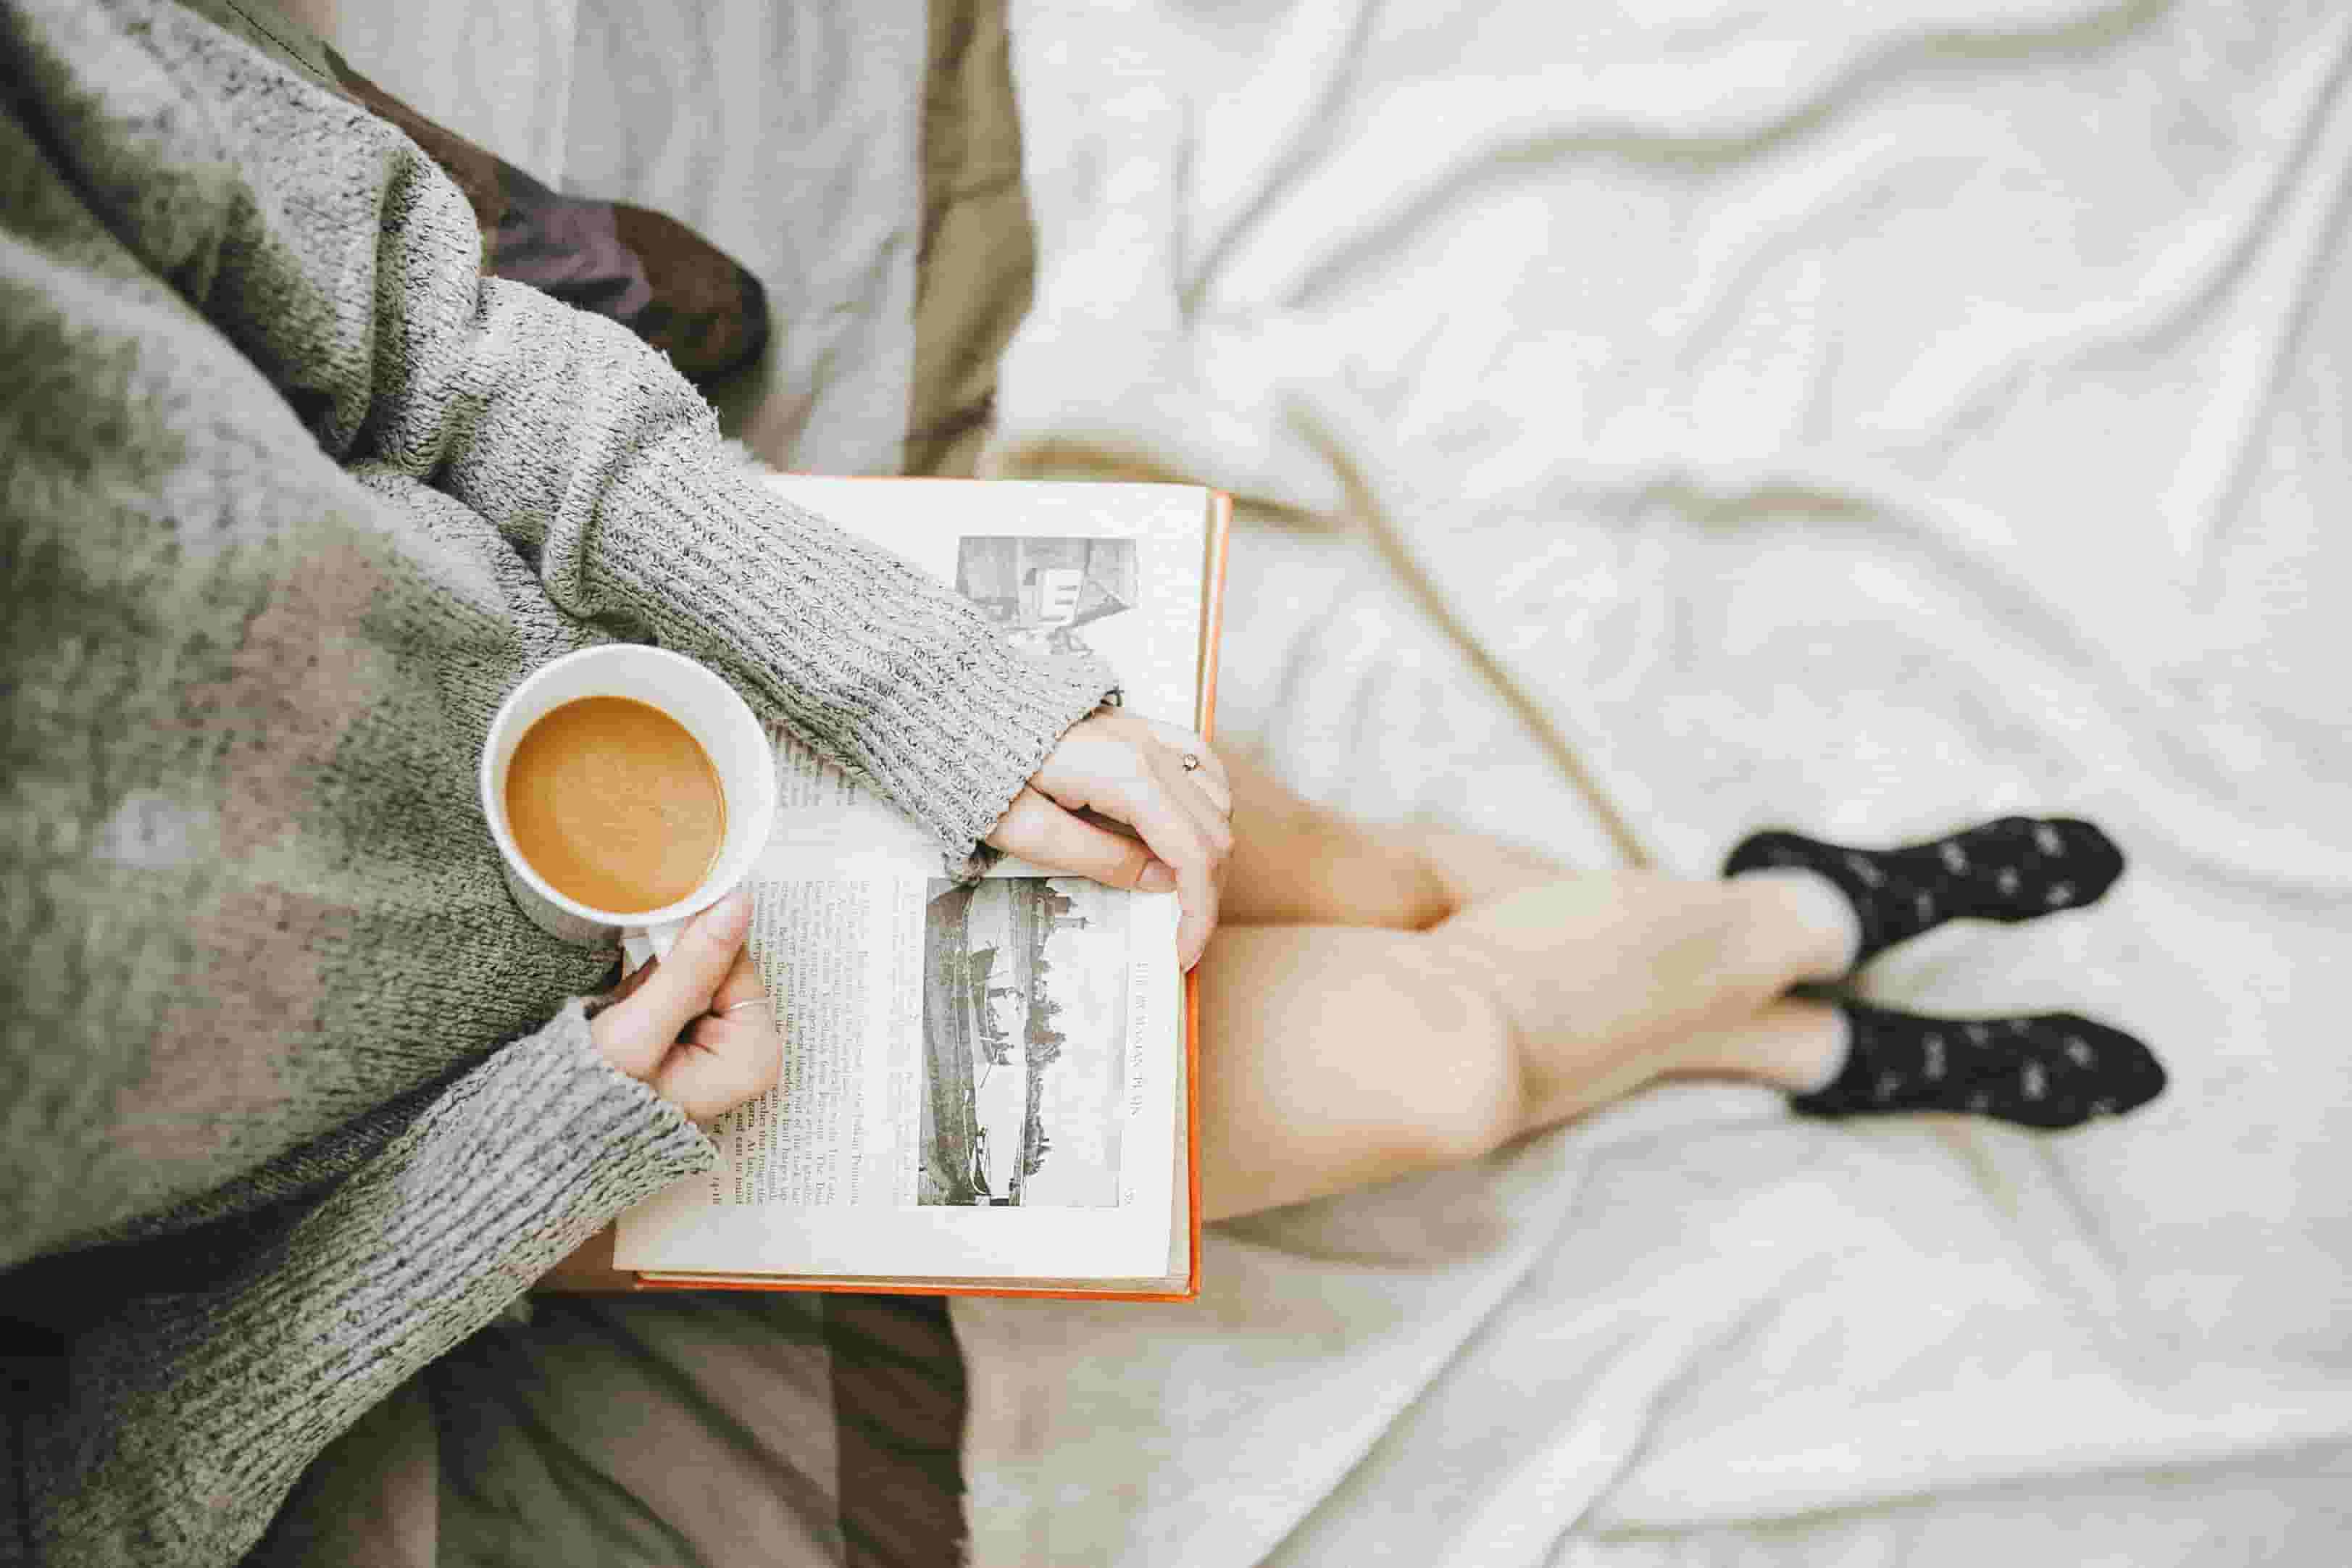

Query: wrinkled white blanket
958 1 2352 1562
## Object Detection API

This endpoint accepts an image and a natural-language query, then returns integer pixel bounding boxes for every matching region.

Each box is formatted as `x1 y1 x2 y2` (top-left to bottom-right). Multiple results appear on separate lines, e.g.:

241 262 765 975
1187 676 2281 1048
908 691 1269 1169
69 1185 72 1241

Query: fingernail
1138 861 1177 893
709 887 753 941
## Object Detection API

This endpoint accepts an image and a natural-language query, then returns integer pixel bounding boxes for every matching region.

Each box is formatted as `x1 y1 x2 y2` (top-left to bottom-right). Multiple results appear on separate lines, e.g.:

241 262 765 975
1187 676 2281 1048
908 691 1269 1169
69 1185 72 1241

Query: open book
604 478 1227 1299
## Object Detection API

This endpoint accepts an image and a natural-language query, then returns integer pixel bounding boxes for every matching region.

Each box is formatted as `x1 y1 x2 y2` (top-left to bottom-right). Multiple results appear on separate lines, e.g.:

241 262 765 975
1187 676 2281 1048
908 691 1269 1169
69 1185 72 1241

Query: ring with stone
1181 753 1201 772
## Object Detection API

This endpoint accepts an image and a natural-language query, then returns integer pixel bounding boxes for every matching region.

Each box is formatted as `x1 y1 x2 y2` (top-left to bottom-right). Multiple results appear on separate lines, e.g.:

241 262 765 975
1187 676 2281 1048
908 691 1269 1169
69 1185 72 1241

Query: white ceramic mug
479 644 777 949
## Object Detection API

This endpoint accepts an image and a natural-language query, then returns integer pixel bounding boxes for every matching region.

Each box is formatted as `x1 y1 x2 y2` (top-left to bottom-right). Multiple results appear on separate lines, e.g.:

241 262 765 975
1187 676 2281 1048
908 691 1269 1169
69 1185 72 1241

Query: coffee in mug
504 696 727 914
480 646 777 946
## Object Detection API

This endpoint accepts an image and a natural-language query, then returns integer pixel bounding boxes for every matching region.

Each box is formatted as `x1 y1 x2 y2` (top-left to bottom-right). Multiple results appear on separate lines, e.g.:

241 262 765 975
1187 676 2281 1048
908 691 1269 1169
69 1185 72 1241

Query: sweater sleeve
3 1004 716 1568
400 280 1119 863
12 0 1114 864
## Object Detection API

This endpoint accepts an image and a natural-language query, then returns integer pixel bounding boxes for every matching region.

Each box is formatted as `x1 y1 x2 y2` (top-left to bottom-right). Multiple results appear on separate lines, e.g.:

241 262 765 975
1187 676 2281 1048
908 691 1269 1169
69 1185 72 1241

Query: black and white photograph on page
954 535 1140 664
914 876 1130 1208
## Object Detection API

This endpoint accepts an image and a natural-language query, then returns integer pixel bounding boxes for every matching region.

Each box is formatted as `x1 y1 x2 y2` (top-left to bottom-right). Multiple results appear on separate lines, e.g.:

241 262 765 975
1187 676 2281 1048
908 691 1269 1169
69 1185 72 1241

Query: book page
616 877 1180 1278
614 481 1205 1280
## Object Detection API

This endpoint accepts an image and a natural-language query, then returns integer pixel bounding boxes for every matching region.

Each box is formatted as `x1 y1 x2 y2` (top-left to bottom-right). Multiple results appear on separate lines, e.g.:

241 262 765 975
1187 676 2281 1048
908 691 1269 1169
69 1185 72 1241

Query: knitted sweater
0 1 1113 1561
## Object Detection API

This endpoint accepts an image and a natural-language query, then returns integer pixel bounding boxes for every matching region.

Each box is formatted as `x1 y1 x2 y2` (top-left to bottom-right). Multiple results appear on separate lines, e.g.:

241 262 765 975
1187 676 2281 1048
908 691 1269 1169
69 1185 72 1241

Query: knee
1373 945 1525 1168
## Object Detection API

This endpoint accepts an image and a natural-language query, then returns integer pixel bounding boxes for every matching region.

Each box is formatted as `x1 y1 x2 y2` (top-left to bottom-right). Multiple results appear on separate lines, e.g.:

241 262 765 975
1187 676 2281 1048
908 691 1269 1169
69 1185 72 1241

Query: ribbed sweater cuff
28 1004 713 1565
588 447 1119 871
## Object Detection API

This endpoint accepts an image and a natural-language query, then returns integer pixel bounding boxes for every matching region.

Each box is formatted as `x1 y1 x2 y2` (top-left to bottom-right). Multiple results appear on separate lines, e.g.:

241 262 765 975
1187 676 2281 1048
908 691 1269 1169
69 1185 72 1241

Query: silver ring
1181 753 1201 772
714 996 769 1017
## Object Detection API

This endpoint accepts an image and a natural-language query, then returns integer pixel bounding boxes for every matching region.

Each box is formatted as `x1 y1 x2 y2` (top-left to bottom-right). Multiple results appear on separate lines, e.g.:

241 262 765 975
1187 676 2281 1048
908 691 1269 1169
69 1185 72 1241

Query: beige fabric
902 0 1034 478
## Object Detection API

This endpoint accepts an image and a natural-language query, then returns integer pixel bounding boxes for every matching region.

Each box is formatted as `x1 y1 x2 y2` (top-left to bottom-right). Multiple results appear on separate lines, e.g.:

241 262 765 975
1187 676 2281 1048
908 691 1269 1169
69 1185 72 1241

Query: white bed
955 1 2352 1562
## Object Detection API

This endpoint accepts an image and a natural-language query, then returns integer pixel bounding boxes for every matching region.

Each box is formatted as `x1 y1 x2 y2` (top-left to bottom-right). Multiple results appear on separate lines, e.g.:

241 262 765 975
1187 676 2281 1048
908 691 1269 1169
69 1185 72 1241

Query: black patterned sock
1792 1002 2167 1129
1723 817 2125 970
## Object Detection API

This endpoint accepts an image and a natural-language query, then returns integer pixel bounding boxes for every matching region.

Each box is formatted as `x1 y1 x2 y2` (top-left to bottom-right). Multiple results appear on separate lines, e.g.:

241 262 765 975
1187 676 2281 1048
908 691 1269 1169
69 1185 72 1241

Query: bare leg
1201 825 1853 1220
1218 754 1565 930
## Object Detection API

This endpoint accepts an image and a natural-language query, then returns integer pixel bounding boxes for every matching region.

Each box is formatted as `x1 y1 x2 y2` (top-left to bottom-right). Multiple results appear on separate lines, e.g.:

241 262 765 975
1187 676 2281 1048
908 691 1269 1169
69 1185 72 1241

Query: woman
0 2 2161 1563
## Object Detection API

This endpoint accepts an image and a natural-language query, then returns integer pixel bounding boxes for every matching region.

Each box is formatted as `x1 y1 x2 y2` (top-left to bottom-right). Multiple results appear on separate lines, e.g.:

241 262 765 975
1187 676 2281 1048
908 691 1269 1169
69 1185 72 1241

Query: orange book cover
543 487 1229 1302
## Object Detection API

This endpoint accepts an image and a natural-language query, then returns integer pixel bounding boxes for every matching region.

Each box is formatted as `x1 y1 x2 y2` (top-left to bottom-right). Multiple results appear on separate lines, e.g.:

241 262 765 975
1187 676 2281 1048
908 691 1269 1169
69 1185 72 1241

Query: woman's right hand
589 888 779 1122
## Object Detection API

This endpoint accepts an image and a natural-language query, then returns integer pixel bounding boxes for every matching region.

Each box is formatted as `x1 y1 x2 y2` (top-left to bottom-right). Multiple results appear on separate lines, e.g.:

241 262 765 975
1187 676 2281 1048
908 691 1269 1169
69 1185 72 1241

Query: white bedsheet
958 2 2352 1562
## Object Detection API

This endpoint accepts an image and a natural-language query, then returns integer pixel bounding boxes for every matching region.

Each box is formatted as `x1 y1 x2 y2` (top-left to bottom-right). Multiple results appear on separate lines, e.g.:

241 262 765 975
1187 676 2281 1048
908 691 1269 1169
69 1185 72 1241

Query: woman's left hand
986 708 1233 969
589 889 780 1122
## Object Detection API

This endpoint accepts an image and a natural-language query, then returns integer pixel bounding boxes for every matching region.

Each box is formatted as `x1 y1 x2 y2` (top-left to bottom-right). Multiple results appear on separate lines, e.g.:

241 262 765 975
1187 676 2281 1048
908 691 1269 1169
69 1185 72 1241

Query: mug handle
621 916 690 972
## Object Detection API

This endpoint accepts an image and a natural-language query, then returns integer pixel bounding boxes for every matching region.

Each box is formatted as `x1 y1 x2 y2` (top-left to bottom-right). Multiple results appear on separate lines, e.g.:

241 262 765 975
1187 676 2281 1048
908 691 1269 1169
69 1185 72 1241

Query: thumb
602 888 756 1074
986 786 1177 892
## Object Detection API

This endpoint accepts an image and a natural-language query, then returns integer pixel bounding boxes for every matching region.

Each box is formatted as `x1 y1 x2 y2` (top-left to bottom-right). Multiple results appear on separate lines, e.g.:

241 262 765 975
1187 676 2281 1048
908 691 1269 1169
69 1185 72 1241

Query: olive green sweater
0 1 1111 1561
